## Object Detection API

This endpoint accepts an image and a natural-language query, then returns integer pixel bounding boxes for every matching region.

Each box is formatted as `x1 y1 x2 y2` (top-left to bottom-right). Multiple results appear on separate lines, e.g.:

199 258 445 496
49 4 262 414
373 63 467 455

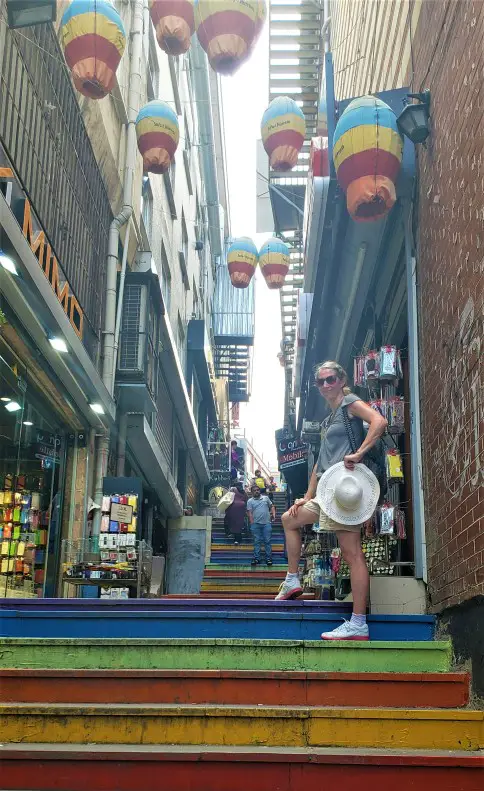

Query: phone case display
0 475 49 597
300 528 337 599
354 346 403 388
62 536 152 598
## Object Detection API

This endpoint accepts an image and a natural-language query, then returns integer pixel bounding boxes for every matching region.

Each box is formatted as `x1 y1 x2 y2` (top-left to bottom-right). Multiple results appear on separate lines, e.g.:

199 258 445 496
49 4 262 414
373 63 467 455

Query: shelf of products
0 475 49 598
62 491 152 598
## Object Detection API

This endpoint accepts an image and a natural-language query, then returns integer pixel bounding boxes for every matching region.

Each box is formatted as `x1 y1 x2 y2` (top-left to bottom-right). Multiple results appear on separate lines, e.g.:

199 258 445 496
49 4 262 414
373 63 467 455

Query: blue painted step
0 598 349 613
0 608 435 641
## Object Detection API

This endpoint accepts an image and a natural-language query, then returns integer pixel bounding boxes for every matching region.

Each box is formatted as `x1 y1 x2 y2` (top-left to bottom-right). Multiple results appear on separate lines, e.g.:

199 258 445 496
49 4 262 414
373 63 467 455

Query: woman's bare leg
281 508 317 574
337 530 369 614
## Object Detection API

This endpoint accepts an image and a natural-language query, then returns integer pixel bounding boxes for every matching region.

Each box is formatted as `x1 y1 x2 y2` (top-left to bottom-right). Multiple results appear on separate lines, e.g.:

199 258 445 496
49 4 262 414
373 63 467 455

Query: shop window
0 356 67 598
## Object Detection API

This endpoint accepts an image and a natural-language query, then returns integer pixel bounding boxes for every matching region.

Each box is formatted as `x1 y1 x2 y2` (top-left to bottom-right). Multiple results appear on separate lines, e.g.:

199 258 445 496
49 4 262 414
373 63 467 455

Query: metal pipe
111 220 131 386
403 201 427 582
117 412 128 477
323 0 331 53
335 243 367 360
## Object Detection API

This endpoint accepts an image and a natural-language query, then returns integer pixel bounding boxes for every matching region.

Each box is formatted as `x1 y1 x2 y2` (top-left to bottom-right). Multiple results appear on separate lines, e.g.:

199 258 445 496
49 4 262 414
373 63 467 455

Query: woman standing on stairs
224 485 248 546
276 361 387 641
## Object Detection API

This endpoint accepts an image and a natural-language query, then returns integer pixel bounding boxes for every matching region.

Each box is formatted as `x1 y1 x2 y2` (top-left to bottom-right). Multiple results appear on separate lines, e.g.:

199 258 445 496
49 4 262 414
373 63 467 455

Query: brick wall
412 0 484 611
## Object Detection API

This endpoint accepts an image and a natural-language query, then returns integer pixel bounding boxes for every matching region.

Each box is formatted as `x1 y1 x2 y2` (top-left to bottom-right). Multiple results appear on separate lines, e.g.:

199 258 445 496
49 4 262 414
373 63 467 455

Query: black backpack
341 405 387 498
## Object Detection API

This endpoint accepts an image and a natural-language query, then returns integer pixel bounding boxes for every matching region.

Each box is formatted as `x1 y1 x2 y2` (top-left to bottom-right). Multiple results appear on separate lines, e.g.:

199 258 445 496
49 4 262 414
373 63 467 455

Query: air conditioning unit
116 272 162 414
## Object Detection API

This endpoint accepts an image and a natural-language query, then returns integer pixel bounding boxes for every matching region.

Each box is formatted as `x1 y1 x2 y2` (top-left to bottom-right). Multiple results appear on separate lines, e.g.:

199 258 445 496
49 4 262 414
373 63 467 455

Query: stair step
2 745 482 791
0 669 470 708
1 703 482 750
0 610 436 641
0 638 453 672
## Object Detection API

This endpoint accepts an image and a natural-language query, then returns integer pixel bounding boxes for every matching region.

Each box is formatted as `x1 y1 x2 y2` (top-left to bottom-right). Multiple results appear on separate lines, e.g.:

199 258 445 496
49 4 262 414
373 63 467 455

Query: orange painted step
1 745 483 791
0 670 470 708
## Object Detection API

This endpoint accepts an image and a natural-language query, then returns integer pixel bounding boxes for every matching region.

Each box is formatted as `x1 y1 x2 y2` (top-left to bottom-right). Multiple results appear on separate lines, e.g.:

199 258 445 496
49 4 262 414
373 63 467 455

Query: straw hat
316 462 380 525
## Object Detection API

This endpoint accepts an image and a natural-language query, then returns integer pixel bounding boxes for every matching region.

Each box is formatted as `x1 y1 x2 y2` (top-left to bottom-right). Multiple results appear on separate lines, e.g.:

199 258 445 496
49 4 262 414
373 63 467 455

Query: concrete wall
166 516 212 593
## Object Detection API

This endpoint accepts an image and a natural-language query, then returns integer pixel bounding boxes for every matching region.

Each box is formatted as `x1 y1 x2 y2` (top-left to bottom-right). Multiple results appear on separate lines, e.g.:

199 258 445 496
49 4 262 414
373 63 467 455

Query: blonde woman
276 361 387 641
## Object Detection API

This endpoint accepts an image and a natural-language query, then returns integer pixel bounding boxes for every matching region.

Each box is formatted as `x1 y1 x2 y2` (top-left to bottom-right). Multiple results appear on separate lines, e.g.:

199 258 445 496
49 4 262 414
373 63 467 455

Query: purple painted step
0 598 352 614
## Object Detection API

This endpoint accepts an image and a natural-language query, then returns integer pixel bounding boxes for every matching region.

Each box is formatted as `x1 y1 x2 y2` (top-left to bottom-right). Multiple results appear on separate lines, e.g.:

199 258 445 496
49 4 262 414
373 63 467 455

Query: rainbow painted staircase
0 491 482 788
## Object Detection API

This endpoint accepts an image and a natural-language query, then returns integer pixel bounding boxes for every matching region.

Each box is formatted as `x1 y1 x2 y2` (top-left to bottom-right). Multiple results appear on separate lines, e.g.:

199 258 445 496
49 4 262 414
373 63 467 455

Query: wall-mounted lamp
6 0 56 29
397 90 431 145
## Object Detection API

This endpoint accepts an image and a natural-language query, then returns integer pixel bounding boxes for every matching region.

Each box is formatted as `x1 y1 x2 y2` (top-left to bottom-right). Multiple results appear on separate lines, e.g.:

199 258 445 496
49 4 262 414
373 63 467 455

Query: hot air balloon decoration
261 96 306 171
60 0 126 100
136 100 180 174
227 237 258 288
259 237 290 290
149 0 195 56
333 95 403 222
195 0 265 75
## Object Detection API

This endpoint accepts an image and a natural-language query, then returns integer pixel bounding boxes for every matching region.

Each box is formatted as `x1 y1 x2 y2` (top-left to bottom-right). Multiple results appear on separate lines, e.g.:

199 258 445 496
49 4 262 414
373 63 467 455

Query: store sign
110 503 133 524
21 200 84 339
277 437 309 470
33 430 62 463
1 158 84 339
204 470 231 504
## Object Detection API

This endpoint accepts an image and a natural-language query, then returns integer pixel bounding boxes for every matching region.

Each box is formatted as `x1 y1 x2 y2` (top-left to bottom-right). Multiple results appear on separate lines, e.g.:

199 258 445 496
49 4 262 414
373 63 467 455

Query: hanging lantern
149 0 194 56
136 100 179 174
261 96 306 171
60 0 126 99
259 237 290 290
317 96 328 137
333 95 403 223
251 0 266 49
227 237 258 288
195 0 264 75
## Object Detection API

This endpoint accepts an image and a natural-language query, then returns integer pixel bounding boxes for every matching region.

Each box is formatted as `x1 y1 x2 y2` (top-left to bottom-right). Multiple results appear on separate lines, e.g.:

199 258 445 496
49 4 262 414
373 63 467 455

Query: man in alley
247 485 276 566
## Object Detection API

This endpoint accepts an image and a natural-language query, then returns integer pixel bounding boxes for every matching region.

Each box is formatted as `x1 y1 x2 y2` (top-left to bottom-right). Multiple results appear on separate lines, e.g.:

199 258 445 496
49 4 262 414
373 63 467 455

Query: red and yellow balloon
333 95 403 222
149 0 195 56
136 100 180 174
196 0 266 75
259 237 290 289
227 237 258 288
60 0 126 100
261 96 306 171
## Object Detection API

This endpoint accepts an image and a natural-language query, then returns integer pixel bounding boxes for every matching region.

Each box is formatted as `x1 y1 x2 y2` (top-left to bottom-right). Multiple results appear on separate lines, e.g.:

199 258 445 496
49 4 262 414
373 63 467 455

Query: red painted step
0 670 470 708
2 745 482 791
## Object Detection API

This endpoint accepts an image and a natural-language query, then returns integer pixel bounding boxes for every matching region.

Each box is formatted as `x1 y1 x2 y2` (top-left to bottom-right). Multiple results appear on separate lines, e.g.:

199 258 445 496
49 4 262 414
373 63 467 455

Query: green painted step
0 639 452 673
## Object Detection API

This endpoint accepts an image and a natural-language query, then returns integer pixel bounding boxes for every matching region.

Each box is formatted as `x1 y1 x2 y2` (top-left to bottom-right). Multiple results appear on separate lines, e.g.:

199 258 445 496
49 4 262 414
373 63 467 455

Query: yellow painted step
1 704 483 751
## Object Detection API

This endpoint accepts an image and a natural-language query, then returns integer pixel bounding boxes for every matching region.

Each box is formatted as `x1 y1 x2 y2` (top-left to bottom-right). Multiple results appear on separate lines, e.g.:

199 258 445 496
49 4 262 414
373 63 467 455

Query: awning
126 414 183 518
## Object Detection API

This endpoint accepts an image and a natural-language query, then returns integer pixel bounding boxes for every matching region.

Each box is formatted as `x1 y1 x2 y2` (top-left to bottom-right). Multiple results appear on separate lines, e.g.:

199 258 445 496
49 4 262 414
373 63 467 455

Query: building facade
0 0 246 598
271 0 482 692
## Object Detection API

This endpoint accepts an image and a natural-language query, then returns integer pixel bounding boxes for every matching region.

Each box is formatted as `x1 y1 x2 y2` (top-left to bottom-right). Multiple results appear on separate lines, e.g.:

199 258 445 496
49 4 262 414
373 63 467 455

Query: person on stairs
252 469 270 493
223 484 247 545
276 361 387 642
247 485 276 566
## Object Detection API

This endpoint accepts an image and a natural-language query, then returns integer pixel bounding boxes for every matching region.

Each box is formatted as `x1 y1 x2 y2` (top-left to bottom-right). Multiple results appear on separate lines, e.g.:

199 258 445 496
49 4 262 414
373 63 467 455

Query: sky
221 23 285 471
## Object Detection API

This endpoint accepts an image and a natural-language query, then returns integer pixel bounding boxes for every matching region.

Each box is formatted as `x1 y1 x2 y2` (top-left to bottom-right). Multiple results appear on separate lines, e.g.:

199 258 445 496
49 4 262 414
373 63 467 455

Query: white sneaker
321 619 369 641
275 577 303 600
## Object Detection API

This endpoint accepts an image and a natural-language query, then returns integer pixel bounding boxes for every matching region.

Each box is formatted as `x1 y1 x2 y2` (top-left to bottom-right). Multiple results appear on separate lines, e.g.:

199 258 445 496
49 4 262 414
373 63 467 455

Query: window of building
183 116 193 195
160 241 172 314
147 30 160 101
176 312 186 370
178 212 190 289
192 278 199 318
168 55 182 115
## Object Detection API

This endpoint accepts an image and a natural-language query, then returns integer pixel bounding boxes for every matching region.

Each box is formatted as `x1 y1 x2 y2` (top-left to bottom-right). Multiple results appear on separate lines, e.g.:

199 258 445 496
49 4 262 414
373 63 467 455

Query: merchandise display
0 475 50 597
62 491 152 597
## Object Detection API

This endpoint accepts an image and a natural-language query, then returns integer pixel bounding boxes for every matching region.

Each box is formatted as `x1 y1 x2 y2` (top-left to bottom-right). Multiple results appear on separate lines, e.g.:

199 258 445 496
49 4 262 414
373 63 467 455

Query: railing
0 16 112 359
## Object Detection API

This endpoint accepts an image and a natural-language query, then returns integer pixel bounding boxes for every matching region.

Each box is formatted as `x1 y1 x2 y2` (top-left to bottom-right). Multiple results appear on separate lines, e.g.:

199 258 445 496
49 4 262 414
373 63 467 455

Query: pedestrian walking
276 360 387 641
266 475 277 502
247 485 276 566
251 469 269 492
224 485 248 545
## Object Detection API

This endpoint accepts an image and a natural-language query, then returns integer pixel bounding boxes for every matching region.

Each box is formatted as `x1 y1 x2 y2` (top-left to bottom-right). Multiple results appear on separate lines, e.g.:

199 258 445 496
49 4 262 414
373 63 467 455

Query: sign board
110 503 133 525
277 437 309 471
204 471 231 504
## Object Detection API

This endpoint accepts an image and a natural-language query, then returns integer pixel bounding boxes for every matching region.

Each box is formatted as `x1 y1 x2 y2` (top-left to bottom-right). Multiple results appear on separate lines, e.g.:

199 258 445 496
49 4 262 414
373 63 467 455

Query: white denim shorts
302 499 361 533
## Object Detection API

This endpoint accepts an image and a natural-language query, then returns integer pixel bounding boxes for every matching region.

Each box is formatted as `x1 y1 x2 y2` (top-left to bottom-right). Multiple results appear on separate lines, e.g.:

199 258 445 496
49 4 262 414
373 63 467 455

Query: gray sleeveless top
315 394 365 477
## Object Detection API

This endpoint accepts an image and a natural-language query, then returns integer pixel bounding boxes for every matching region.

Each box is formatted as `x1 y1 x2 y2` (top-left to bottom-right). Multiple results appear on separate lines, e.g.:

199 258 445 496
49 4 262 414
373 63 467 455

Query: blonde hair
314 360 352 395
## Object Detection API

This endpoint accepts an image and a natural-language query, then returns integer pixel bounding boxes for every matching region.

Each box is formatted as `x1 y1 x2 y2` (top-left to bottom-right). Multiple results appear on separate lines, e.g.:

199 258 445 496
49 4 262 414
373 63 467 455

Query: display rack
62 537 152 598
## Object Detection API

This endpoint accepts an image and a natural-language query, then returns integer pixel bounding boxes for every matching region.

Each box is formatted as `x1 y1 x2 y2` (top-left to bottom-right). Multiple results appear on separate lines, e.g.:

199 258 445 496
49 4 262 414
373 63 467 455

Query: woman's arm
345 400 388 467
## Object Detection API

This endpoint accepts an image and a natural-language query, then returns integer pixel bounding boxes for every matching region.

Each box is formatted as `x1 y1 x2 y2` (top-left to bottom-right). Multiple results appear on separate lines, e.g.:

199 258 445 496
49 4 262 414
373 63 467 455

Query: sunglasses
315 375 339 386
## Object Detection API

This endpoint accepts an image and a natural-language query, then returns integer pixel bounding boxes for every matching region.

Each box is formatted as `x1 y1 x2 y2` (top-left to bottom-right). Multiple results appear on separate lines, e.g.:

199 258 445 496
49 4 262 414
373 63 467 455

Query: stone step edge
0 669 465 681
0 638 449 648
1 744 483 766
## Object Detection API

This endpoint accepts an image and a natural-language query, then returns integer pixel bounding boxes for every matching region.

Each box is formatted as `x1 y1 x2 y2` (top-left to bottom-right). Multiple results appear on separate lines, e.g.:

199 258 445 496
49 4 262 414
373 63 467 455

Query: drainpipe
92 0 145 533
403 201 427 582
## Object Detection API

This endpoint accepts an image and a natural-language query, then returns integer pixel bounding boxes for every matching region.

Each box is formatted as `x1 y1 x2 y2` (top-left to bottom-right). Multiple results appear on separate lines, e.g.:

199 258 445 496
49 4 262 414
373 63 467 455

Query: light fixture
6 0 57 29
5 401 22 412
397 90 431 145
89 403 105 415
23 421 33 426
0 250 18 276
49 337 68 353
0 396 11 402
